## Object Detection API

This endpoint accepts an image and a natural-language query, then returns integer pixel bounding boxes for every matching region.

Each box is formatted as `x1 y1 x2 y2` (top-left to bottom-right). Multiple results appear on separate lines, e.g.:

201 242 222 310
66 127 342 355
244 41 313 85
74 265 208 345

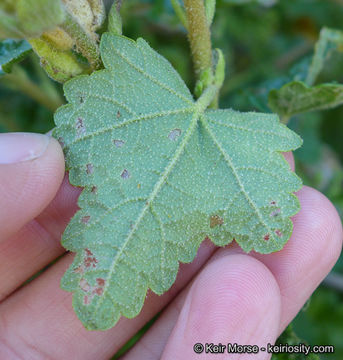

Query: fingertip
283 152 295 171
0 136 65 241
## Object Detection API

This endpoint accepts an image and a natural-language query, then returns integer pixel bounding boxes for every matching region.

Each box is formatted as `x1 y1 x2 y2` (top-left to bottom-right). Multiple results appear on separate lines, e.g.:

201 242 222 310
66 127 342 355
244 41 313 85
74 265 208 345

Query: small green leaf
108 2 122 36
54 33 302 330
214 48 225 88
171 0 188 29
306 27 343 86
205 0 216 25
0 39 31 75
269 81 343 120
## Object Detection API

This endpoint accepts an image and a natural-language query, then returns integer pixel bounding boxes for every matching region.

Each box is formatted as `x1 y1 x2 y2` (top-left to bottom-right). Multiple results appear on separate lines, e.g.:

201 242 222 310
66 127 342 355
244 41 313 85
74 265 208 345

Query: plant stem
60 13 102 70
184 0 212 77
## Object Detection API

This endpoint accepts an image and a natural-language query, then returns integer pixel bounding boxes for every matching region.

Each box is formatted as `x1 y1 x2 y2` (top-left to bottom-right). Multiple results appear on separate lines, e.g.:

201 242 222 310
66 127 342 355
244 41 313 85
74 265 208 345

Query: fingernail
0 132 50 164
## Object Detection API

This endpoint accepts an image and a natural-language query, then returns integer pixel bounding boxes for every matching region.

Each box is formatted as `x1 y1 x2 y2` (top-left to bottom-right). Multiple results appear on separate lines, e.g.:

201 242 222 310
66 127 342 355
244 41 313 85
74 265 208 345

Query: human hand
0 132 341 359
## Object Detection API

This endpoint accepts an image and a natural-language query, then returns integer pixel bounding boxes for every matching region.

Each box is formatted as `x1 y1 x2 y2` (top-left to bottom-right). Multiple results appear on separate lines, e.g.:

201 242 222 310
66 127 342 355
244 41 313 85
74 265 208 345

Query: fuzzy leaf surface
54 33 302 330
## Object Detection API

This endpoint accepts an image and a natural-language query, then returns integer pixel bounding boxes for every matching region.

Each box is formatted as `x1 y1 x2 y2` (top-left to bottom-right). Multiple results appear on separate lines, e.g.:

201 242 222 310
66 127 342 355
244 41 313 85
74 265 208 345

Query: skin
0 136 342 360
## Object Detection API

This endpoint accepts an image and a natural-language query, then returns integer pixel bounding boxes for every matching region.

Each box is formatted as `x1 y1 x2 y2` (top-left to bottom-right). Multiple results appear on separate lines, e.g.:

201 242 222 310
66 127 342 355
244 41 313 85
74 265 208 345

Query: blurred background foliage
1 0 343 358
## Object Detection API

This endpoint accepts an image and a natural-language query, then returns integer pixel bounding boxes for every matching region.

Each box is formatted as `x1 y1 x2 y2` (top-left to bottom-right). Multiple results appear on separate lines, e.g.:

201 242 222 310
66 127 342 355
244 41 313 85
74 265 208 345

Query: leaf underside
54 33 302 330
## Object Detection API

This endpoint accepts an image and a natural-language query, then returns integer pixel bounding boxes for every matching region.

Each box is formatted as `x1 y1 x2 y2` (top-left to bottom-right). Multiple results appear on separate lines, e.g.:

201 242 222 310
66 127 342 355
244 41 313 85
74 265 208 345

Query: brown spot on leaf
84 249 97 268
113 139 125 148
81 215 91 224
58 137 65 148
83 295 91 305
96 278 105 287
275 229 283 237
73 266 84 274
85 248 93 256
210 215 224 228
121 169 130 179
270 208 281 217
76 117 86 136
84 257 97 268
86 163 93 175
91 278 106 297
80 278 91 292
93 287 104 296
264 234 270 241
168 128 181 141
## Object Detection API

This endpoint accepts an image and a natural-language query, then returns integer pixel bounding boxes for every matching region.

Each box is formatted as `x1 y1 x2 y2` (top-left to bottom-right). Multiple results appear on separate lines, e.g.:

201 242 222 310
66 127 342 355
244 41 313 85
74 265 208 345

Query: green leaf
306 27 343 86
268 81 343 120
0 39 31 75
53 33 302 330
108 2 122 35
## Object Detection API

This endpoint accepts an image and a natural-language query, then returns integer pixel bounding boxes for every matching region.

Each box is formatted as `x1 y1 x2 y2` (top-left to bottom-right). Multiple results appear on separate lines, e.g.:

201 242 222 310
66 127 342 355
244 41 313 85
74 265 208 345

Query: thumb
0 132 65 242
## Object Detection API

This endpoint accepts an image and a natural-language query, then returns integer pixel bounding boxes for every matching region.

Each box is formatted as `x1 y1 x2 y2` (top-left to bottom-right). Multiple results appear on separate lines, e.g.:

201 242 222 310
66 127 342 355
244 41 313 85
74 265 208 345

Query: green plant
0 0 342 347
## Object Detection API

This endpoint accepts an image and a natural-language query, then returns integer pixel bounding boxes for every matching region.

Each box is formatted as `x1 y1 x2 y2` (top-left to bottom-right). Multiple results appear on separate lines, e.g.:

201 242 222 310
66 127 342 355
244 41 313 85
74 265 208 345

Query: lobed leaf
54 33 302 330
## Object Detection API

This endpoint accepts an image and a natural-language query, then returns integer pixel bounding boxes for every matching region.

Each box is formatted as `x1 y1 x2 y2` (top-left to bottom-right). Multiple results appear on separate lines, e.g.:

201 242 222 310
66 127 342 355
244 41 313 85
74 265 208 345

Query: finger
0 133 65 242
283 152 294 171
0 148 296 356
159 253 281 359
0 175 80 301
0 240 216 360
251 186 343 332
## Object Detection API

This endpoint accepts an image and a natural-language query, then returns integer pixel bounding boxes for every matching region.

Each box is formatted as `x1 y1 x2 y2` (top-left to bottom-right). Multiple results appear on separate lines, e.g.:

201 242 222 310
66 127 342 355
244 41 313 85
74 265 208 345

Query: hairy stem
184 0 212 77
60 13 102 70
